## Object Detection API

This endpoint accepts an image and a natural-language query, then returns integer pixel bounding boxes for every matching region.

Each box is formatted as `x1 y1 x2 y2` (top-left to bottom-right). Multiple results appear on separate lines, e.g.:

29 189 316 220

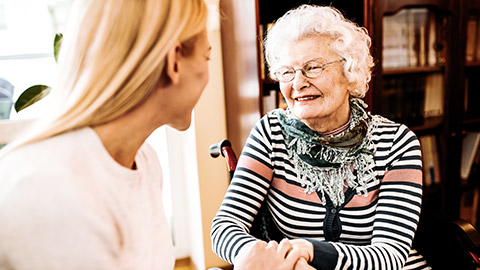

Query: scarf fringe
278 98 380 207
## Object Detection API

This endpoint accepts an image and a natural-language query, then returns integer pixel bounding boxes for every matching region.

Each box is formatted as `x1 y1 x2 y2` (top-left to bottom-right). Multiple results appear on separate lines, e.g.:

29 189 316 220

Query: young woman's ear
164 43 182 85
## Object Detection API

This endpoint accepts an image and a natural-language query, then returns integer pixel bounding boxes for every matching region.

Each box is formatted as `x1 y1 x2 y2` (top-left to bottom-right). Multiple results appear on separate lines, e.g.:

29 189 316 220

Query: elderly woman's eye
276 68 294 77
304 63 323 72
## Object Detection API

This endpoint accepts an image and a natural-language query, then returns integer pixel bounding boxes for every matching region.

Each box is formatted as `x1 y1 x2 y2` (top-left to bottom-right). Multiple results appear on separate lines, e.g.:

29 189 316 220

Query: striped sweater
211 111 430 269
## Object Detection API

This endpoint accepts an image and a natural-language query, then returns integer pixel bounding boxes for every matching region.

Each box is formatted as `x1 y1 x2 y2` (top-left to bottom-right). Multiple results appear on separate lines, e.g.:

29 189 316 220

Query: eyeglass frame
272 58 346 83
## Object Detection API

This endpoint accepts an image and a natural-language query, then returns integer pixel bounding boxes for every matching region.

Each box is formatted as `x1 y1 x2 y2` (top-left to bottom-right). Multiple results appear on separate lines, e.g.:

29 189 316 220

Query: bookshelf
458 0 480 228
368 1 455 219
219 0 480 226
369 0 480 226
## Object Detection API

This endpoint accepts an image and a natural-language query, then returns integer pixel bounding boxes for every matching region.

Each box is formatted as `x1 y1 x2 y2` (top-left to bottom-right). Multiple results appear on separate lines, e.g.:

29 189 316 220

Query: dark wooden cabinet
368 0 457 218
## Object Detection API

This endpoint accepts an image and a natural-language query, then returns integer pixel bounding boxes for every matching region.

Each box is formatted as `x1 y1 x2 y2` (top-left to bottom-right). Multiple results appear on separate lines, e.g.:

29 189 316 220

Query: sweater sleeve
307 124 423 270
211 115 275 264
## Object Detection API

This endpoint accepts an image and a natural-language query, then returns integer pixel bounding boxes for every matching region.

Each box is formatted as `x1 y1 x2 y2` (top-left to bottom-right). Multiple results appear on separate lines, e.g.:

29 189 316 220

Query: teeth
296 96 318 101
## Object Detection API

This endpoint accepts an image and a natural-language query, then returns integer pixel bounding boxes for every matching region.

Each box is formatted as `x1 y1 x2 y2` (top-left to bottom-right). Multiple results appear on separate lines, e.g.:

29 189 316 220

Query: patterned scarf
273 98 377 207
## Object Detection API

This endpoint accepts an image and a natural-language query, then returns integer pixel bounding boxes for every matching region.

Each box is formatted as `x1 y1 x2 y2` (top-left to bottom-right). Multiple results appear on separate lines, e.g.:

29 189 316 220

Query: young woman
0 0 210 269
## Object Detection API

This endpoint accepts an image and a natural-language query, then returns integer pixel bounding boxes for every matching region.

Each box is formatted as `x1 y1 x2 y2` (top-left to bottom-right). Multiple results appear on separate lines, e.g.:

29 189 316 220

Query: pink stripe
237 155 273 182
383 169 423 185
271 176 323 204
319 115 351 137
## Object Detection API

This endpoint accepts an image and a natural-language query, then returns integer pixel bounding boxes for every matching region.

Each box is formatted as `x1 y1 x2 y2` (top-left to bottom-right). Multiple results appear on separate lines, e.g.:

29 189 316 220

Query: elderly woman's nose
292 71 309 90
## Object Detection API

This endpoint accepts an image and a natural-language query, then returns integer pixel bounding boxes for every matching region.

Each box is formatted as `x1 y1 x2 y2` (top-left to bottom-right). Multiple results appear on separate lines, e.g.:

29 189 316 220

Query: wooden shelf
369 0 471 218
409 116 444 135
382 0 451 15
466 61 480 68
382 65 444 75
462 118 480 131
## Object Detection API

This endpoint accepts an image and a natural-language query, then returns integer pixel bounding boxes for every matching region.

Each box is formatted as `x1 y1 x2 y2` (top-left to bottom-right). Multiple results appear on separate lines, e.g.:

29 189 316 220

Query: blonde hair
3 0 207 153
264 5 374 98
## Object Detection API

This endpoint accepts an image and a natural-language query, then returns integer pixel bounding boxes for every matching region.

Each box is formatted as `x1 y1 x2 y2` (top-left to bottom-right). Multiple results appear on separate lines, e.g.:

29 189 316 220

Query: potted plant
14 33 63 113
0 33 62 149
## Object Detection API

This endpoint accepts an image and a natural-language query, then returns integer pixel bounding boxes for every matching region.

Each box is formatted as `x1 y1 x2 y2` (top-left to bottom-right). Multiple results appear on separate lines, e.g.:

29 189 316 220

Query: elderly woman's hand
289 239 314 263
233 239 302 270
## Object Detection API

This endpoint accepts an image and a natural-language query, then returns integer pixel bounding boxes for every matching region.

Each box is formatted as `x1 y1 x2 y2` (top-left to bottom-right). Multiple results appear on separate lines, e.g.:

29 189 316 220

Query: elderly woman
212 5 430 270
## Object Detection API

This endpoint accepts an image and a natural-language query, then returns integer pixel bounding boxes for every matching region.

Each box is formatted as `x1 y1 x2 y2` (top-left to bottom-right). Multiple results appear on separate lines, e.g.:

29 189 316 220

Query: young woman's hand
233 239 302 270
294 257 316 270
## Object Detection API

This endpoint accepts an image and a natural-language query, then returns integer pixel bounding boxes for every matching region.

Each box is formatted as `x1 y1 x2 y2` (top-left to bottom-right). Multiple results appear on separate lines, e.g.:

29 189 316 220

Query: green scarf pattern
273 98 377 207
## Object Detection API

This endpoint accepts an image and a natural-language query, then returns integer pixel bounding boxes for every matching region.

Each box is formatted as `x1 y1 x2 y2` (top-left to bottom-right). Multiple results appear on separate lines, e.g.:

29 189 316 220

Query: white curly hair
264 5 375 98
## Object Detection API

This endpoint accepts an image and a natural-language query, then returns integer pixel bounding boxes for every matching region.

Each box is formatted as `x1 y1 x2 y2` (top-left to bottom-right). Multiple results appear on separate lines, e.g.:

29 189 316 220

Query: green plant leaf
54 33 63 62
14 84 51 112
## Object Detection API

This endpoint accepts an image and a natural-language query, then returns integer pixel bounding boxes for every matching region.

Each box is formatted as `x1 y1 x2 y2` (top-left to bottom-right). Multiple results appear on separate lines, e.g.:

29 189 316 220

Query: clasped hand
233 238 314 270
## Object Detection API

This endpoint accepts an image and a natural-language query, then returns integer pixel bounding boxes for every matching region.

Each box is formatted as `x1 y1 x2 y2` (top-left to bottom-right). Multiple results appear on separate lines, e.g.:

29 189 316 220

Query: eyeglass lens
274 59 344 82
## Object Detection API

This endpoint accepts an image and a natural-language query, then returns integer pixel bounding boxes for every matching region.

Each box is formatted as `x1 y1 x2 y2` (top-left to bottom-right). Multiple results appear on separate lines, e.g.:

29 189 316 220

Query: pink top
0 127 174 269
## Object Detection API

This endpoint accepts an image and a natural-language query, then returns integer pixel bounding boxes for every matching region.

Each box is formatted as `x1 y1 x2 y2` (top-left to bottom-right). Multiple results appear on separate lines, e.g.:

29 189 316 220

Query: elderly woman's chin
292 101 341 120
291 105 320 120
293 110 328 124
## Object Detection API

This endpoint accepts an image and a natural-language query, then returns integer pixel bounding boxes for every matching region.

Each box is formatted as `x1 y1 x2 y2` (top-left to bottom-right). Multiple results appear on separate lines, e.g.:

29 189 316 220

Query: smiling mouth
295 95 320 101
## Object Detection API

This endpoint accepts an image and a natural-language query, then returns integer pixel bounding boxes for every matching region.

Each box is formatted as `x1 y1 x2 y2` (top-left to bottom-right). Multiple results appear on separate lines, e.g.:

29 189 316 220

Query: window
147 127 192 259
0 0 71 119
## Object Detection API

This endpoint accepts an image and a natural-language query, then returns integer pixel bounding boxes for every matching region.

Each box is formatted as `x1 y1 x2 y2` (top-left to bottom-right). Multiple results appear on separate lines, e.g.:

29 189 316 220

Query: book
460 132 480 181
381 77 403 121
257 23 275 81
420 135 441 186
423 73 444 118
409 9 428 67
476 17 480 61
407 9 417 67
258 24 266 80
431 136 441 185
419 136 430 185
402 75 426 123
469 141 480 179
460 188 479 227
383 9 410 69
427 11 437 66
382 72 442 124
465 77 469 113
262 89 277 115
383 8 438 69
466 16 478 62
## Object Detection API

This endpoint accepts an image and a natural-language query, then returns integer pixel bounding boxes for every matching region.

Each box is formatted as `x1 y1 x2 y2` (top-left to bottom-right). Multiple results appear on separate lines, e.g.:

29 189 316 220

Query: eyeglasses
273 58 345 83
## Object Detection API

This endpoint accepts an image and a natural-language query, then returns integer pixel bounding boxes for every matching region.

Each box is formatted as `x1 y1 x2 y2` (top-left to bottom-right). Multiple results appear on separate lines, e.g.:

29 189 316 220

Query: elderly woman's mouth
295 95 320 101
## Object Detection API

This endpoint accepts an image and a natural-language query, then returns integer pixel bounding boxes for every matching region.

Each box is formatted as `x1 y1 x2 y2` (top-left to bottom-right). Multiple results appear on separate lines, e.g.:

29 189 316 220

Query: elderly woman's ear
347 81 358 94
